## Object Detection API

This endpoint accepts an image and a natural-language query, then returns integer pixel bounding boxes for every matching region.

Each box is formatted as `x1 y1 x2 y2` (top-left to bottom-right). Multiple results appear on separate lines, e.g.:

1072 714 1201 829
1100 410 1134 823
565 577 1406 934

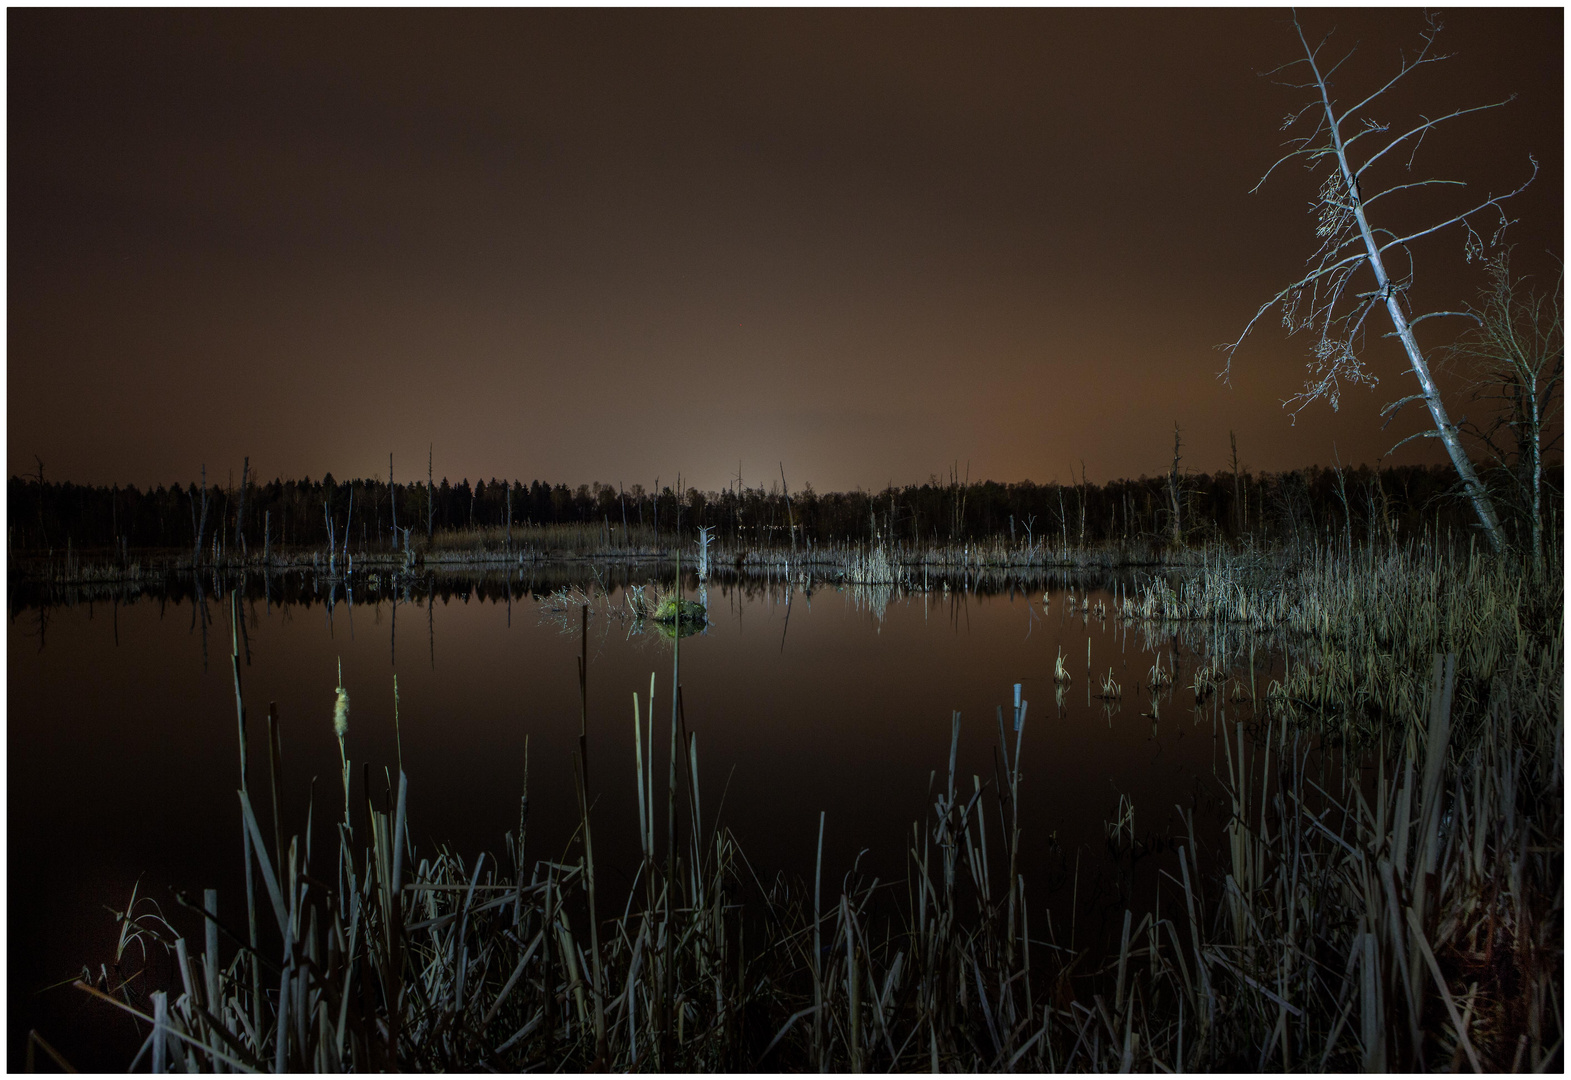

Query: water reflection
9 565 1286 1070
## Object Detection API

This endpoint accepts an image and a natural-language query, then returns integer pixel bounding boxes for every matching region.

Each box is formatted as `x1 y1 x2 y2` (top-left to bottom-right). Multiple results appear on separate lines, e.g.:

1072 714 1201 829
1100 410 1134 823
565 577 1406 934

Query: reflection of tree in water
190 573 211 672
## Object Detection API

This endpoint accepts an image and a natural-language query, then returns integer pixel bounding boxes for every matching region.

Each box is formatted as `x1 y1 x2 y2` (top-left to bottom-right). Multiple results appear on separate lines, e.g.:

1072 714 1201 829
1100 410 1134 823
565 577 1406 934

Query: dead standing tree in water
191 464 210 568
234 457 248 556
1224 12 1537 553
1167 424 1183 545
389 452 399 554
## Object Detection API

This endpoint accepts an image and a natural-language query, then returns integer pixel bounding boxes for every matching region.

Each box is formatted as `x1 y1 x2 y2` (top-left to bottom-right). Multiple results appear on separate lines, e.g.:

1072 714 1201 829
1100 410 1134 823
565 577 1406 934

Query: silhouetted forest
9 461 1553 556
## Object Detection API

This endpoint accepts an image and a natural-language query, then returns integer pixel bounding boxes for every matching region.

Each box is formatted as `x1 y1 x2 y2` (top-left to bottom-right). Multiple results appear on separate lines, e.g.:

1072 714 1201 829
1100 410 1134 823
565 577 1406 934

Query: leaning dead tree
1224 12 1537 553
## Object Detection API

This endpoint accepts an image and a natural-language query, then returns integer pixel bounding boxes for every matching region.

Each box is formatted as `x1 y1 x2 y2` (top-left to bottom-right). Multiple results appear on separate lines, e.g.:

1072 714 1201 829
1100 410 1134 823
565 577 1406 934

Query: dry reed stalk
74 547 1558 1071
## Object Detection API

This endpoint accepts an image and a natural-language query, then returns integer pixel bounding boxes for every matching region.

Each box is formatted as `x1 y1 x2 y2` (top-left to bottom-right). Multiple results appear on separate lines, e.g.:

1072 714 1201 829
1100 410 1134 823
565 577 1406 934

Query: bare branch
1256 44 1322 85
1376 162 1536 254
1334 22 1444 127
1401 310 1481 331
1354 99 1515 178
1342 291 1383 346
1250 145 1322 194
1319 46 1357 87
1219 250 1371 370
1360 178 1465 207
1380 391 1428 420
1385 427 1441 455
1339 118 1391 154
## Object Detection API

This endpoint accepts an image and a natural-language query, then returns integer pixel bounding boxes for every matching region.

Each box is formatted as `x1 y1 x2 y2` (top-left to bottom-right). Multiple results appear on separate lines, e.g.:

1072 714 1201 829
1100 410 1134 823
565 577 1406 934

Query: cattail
333 687 350 739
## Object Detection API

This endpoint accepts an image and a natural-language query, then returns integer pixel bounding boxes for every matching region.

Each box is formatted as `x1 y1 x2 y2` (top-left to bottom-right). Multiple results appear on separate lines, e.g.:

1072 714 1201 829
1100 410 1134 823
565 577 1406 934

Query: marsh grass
650 596 706 625
76 539 1560 1071
423 522 661 560
1098 668 1123 700
1122 540 1561 766
18 528 1225 588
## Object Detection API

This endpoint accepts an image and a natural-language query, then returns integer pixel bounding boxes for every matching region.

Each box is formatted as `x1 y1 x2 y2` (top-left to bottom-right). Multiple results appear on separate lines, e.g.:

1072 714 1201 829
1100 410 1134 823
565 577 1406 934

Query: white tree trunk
1307 29 1506 553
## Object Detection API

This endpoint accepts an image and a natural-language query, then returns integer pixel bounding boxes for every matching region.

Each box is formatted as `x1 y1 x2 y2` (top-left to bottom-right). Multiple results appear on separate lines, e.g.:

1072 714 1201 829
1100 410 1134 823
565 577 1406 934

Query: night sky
8 8 1562 493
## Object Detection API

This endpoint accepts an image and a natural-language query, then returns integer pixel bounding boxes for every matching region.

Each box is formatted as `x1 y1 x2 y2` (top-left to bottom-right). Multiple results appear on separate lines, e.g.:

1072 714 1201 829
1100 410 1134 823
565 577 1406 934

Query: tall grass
1122 540 1562 765
75 542 1560 1071
16 527 1236 586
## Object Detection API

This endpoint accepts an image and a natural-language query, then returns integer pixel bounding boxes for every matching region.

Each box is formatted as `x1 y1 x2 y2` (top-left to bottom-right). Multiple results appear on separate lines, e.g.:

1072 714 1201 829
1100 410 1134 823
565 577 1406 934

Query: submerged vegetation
70 527 1560 1071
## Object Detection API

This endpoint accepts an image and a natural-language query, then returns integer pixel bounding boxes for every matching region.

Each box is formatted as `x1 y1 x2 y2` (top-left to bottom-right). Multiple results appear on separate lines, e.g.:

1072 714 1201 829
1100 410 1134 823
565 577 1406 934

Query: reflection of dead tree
1225 12 1537 553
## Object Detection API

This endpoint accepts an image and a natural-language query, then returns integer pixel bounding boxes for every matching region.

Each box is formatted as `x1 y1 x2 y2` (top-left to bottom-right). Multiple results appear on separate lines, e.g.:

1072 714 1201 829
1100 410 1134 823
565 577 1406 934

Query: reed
75 547 1559 1071
1147 651 1173 690
1125 539 1562 768
1097 667 1122 699
14 529 1231 586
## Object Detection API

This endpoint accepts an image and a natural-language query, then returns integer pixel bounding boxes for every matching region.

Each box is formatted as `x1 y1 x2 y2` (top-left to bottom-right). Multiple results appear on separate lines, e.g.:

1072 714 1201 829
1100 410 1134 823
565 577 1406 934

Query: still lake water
10 569 1268 1068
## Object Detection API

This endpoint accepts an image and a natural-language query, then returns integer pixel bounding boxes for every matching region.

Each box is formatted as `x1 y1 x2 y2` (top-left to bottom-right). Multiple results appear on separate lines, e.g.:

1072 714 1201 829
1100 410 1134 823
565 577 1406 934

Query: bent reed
78 539 1560 1071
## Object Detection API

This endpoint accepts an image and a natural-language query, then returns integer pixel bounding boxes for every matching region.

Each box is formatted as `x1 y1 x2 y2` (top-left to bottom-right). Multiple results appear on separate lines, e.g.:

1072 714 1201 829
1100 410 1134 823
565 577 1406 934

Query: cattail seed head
333 688 350 739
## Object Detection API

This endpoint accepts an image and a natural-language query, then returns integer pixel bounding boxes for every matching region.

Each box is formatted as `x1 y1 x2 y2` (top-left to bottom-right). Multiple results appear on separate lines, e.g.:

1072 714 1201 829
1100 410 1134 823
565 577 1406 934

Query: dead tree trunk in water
780 462 797 554
235 457 249 556
1078 461 1088 548
343 485 354 564
389 453 398 553
32 456 46 549
1167 424 1183 546
193 464 210 568
1230 431 1243 538
427 445 434 542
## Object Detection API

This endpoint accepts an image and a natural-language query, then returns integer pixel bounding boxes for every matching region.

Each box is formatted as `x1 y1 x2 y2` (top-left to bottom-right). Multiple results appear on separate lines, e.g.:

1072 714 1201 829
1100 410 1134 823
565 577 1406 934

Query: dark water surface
10 571 1264 1069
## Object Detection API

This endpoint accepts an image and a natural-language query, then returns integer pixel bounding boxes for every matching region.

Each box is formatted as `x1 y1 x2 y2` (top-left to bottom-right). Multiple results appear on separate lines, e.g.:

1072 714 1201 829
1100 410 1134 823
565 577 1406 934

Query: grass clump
651 596 706 626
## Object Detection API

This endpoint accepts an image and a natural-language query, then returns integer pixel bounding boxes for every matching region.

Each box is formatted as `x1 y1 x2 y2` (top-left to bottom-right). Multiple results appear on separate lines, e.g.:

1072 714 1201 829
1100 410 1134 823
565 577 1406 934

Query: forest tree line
8 458 1555 557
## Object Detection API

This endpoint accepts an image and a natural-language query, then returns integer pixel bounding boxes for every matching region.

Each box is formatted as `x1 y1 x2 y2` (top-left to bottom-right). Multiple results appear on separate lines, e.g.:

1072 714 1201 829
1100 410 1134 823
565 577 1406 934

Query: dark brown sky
8 8 1562 492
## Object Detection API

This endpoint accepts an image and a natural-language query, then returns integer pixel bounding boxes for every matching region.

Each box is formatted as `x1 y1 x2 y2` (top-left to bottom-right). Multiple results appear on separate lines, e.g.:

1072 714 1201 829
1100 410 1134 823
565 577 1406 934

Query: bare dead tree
1224 12 1537 553
1331 447 1353 556
235 456 249 555
1078 461 1089 548
780 462 797 554
1452 254 1562 570
192 463 209 568
1229 431 1244 536
1167 424 1183 545
343 483 354 563
31 455 47 548
389 452 398 552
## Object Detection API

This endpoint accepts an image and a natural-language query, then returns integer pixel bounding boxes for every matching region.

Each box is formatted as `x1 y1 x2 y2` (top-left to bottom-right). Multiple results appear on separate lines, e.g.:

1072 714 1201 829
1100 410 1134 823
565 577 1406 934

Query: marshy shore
51 530 1561 1071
